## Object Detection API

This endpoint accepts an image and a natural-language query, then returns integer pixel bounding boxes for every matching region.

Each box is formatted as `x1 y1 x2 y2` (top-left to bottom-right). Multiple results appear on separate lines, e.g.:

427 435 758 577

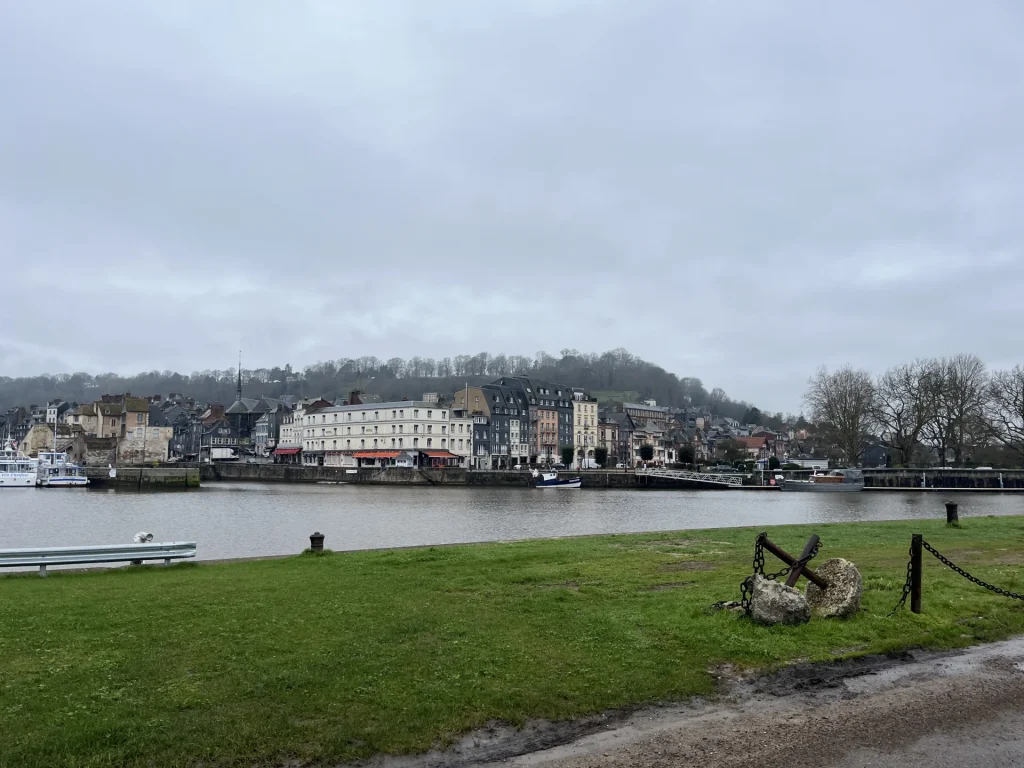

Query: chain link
922 540 1024 601
890 538 1024 615
888 540 915 616
739 533 821 615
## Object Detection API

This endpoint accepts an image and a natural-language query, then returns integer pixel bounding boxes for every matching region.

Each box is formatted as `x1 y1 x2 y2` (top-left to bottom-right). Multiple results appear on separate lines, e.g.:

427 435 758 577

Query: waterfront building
632 420 673 466
572 390 599 466
488 376 574 465
253 402 291 457
449 407 474 466
451 386 492 469
299 399 461 468
598 416 620 465
618 400 670 431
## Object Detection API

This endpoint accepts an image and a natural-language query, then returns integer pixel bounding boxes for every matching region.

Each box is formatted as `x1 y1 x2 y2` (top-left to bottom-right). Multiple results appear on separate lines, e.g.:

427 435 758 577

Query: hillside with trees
0 348 764 419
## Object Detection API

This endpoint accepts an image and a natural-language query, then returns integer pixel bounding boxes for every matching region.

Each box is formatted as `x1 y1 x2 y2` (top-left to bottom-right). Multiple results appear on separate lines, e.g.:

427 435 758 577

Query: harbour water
3 484 1023 562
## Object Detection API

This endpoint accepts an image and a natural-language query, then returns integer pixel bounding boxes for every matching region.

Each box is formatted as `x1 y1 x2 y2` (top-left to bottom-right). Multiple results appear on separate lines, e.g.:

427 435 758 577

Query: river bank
3 516 1024 767
196 463 1024 491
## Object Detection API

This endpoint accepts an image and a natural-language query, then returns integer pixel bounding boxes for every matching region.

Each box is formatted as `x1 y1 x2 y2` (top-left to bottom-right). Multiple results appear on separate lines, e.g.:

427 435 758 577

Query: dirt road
474 637 1024 768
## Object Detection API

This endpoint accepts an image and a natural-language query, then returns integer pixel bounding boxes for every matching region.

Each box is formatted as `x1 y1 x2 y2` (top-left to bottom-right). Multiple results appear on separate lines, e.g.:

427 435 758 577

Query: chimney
349 390 362 405
209 403 225 420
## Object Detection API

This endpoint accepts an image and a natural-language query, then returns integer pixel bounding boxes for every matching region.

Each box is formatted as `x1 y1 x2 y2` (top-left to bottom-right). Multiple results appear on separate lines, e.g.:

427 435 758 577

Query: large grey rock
805 558 863 618
750 575 810 625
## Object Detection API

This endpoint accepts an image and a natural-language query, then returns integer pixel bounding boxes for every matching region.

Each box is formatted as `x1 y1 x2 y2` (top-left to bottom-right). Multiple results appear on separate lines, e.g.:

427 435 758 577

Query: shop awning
352 451 400 459
273 447 301 455
420 450 459 458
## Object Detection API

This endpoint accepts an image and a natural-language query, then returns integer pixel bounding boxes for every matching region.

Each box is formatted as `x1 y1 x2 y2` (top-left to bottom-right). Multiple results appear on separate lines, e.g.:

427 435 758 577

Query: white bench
0 542 197 577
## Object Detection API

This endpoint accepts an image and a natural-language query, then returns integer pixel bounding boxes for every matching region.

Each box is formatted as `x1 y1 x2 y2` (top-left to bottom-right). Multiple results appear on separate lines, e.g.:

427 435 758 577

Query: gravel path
472 637 1024 768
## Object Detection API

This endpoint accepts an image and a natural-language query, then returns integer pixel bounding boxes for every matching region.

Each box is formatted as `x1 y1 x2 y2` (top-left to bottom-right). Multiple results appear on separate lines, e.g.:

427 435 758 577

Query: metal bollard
945 501 959 525
309 531 325 552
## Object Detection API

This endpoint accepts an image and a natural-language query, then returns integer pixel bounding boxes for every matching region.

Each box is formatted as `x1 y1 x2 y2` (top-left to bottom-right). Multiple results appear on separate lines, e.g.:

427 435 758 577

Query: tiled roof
124 396 149 412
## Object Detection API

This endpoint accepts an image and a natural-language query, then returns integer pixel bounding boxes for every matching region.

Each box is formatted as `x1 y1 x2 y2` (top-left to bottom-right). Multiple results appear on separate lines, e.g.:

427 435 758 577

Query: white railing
637 467 745 488
0 541 197 577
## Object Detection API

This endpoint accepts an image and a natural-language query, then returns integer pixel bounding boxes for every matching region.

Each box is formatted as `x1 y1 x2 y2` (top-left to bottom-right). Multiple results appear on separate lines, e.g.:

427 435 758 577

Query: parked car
552 462 566 469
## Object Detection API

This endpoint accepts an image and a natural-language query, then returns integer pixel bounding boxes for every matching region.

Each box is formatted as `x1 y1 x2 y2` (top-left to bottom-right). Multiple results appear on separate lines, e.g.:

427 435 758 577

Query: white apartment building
449 408 474 466
301 400 466 467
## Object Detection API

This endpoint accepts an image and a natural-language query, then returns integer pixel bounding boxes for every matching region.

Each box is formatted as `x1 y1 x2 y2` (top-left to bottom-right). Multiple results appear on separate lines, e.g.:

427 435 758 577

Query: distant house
736 435 773 461
46 400 72 425
619 402 669 431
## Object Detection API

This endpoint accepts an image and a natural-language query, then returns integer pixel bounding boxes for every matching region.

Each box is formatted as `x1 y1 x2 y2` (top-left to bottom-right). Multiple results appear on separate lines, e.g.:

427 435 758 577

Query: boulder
804 558 862 618
749 575 810 625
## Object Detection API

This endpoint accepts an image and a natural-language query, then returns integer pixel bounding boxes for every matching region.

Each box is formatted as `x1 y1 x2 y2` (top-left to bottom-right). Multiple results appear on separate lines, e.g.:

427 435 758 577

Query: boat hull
536 478 582 489
0 473 37 487
40 476 89 487
780 481 863 492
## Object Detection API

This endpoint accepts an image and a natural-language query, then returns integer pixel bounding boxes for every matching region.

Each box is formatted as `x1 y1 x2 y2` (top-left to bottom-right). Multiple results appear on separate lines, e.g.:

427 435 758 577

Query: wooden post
945 501 959 525
785 534 821 588
910 533 922 614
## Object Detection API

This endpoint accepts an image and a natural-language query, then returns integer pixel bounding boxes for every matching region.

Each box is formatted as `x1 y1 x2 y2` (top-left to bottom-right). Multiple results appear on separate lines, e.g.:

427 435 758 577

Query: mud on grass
3 517 1024 767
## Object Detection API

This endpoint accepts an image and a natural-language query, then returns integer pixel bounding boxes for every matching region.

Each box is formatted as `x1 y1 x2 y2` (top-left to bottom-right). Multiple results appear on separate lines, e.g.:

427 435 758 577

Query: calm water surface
3 483 1023 561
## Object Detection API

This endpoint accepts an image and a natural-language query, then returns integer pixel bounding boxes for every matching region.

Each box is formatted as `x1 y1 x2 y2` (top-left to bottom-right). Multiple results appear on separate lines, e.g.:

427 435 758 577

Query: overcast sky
2 1 1022 413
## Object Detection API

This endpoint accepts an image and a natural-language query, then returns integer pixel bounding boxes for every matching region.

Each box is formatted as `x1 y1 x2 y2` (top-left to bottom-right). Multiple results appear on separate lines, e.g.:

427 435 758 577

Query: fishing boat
780 468 864 492
531 469 582 489
0 438 38 487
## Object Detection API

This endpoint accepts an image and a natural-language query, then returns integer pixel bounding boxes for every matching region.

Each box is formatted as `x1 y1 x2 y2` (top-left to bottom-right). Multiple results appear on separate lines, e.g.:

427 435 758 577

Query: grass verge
2 516 1024 767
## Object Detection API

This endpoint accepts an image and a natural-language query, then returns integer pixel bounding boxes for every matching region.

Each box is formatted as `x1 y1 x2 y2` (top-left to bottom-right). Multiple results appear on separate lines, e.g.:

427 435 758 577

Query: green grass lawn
3 516 1024 767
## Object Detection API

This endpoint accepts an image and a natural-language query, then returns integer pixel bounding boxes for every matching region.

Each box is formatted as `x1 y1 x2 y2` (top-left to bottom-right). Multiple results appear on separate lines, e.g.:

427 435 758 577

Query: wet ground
370 637 1024 768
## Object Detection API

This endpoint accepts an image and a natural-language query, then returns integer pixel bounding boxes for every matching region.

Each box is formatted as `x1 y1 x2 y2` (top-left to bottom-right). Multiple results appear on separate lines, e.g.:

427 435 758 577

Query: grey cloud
1 0 1022 413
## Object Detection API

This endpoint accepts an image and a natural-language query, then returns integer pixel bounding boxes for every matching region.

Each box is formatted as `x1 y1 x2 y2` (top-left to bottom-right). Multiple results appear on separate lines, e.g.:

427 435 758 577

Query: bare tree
875 360 933 466
804 366 877 466
923 355 989 466
988 366 1024 462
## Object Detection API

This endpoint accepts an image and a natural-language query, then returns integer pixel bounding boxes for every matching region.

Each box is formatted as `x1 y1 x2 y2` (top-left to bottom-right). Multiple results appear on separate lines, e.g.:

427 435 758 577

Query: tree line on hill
0 348 768 421
805 355 1024 467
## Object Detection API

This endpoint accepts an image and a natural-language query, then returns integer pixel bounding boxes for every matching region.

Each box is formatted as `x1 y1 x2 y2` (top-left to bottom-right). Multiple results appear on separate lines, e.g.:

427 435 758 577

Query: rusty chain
888 539 915 616
922 540 1024 601
890 538 1024 615
739 533 821 615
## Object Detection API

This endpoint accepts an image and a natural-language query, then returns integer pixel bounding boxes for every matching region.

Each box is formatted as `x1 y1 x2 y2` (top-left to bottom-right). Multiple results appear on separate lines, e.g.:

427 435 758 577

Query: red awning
273 447 300 455
420 450 459 458
352 451 400 459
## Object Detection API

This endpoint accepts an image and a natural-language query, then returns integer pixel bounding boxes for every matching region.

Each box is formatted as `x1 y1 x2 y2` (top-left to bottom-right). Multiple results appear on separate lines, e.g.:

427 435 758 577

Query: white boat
37 451 89 487
780 468 864 492
531 469 582 489
0 438 38 487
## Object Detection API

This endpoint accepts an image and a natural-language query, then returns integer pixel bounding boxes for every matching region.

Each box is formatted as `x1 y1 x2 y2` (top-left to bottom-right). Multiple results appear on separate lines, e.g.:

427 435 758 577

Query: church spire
237 350 242 403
